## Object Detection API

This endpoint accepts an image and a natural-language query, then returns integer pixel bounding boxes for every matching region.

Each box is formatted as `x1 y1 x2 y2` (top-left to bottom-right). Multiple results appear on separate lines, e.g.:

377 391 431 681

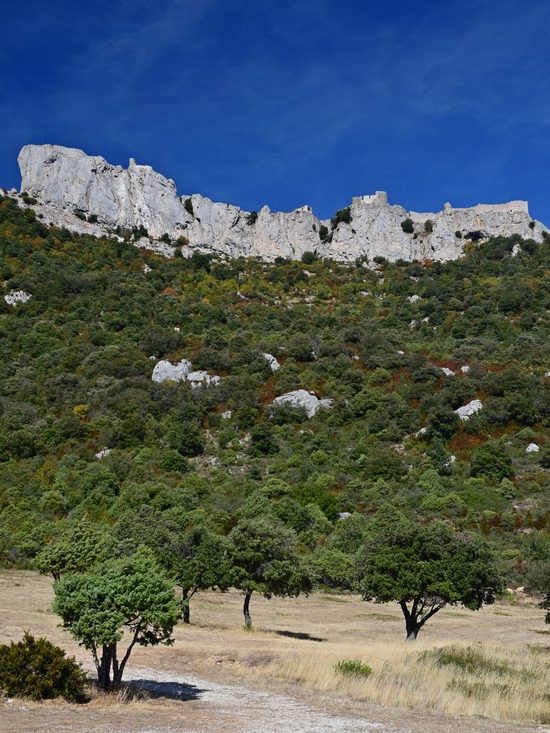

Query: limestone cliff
13 144 548 262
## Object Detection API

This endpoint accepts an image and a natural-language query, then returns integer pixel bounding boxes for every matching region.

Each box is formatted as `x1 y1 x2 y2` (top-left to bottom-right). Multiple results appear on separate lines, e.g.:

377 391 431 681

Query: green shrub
184 198 194 216
246 211 258 225
419 645 512 676
319 224 331 242
335 658 372 677
401 218 414 233
0 632 86 701
330 207 352 228
470 441 513 481
301 250 318 264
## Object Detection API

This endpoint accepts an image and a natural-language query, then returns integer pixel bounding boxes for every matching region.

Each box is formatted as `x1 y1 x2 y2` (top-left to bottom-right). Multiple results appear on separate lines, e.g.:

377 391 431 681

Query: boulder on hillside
263 353 281 371
152 359 192 383
271 389 333 418
455 399 483 420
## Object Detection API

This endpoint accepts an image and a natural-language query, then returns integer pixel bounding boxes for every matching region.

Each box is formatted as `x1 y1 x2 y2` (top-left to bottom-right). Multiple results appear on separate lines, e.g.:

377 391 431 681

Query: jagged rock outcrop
14 144 549 262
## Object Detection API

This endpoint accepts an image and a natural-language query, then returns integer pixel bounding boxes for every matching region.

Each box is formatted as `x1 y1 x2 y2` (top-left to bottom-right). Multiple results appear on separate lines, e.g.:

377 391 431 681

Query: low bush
419 645 512 675
334 658 372 678
0 632 86 701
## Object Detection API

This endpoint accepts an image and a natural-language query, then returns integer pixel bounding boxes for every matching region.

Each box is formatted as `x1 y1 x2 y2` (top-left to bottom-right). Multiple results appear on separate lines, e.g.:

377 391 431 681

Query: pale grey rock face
455 399 483 420
187 370 221 389
4 290 32 306
408 294 421 303
151 359 221 388
95 448 111 460
263 353 281 371
17 145 549 263
526 443 540 453
271 389 332 418
440 367 455 376
19 144 186 239
151 359 192 383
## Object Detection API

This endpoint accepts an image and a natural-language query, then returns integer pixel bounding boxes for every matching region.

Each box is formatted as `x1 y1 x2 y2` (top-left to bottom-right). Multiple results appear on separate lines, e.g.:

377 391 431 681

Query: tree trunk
405 620 420 641
243 591 253 629
182 599 191 624
400 600 421 641
98 644 115 691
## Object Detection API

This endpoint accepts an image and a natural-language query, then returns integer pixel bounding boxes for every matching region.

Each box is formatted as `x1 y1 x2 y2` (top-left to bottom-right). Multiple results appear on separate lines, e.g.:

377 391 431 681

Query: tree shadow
128 678 207 701
272 629 326 642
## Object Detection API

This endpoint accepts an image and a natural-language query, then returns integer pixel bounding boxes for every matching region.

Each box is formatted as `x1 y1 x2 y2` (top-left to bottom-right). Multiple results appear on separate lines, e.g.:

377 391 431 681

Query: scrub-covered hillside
1 194 549 585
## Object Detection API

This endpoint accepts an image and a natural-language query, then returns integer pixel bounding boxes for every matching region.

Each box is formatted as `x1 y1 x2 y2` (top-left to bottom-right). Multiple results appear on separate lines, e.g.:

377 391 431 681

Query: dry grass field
1 569 549 733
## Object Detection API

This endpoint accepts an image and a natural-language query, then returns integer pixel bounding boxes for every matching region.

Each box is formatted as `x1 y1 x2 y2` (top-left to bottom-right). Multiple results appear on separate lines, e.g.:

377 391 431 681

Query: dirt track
2 662 548 733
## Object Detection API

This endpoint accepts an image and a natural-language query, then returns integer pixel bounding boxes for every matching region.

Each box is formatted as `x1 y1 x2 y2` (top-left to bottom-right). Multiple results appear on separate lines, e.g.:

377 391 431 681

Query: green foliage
229 517 311 598
246 211 258 226
53 547 179 690
184 198 194 216
301 250 318 264
330 207 352 228
0 196 548 594
401 218 414 233
334 658 372 677
318 224 331 242
419 645 512 675
470 441 513 481
34 519 117 579
0 632 86 701
355 508 503 638
309 547 354 590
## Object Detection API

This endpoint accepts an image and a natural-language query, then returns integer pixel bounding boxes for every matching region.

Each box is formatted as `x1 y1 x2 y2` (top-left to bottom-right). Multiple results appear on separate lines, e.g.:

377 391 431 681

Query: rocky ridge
7 144 549 262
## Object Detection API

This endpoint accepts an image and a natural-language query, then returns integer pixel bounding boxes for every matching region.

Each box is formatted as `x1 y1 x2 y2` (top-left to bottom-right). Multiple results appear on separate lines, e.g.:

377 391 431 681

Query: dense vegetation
1 194 549 610
0 632 86 701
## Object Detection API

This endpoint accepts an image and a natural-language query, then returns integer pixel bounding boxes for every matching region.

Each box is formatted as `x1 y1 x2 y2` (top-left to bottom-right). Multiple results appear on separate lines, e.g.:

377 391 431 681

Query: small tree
401 218 414 234
355 509 502 639
53 547 179 691
229 518 311 628
527 561 550 624
470 441 513 481
330 207 352 228
174 525 232 624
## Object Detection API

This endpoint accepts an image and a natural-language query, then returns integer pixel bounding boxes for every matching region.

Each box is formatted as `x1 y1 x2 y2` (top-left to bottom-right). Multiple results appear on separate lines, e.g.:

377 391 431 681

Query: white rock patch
455 399 483 420
271 389 333 418
4 290 32 306
151 359 221 388
526 443 540 453
152 359 192 383
187 370 222 389
263 353 280 371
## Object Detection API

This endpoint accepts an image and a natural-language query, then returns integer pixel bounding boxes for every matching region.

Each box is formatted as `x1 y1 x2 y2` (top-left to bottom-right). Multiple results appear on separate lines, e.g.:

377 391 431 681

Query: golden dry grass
1 570 549 726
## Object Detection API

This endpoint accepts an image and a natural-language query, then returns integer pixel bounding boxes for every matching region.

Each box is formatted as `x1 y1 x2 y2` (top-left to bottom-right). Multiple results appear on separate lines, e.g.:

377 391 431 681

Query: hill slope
0 194 549 582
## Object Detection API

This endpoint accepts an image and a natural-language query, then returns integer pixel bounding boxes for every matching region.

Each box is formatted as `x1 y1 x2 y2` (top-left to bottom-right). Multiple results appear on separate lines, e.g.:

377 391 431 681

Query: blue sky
1 0 550 222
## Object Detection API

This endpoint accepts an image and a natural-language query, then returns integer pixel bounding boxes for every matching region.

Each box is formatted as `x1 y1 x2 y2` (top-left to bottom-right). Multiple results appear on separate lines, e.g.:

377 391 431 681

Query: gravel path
124 665 391 733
